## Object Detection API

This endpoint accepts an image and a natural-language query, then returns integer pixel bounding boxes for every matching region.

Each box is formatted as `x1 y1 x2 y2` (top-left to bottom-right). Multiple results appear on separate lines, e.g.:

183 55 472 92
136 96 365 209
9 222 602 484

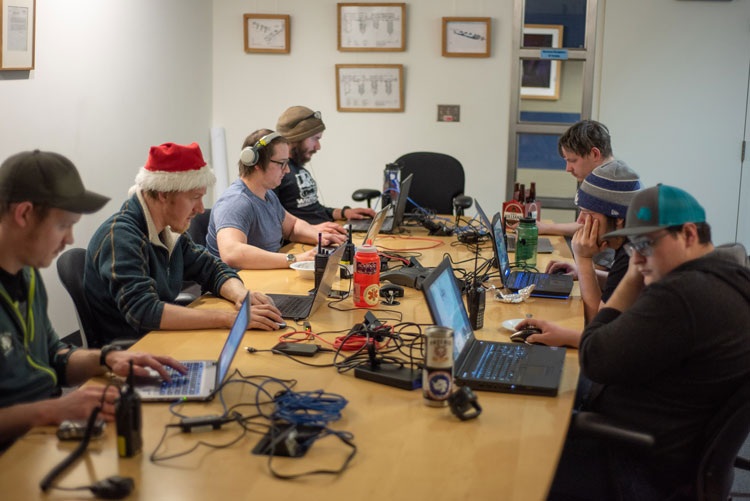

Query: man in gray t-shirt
207 178 285 255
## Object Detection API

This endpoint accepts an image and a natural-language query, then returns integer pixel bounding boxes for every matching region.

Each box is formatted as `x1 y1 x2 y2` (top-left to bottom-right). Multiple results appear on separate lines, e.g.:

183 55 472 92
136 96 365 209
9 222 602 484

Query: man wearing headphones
274 106 375 226
206 129 346 270
84 142 284 344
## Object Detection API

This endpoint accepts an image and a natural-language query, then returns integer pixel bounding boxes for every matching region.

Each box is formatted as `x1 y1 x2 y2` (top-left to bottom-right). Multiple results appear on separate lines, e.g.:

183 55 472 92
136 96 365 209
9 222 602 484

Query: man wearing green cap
0 150 187 449
275 105 375 226
550 184 750 498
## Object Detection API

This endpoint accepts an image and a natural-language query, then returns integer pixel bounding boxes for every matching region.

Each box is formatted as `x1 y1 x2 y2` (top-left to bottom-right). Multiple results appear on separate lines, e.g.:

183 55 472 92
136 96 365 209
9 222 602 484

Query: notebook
348 174 413 234
422 257 565 396
136 292 250 402
489 212 574 298
268 244 345 320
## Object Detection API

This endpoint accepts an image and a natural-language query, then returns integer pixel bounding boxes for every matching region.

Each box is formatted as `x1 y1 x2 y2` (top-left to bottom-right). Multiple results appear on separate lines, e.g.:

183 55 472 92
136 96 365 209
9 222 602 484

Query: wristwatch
99 344 123 371
341 206 351 219
286 253 296 267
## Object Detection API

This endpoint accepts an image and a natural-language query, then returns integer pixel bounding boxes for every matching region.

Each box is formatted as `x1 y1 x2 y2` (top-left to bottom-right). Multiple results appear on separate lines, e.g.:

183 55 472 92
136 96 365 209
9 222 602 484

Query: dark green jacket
0 268 75 409
84 192 240 343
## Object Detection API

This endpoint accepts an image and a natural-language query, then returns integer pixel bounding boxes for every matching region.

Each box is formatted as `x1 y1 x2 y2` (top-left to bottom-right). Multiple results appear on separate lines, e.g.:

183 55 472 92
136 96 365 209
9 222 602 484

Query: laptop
268 244 345 320
489 212 574 298
422 257 565 396
135 292 250 401
325 203 393 252
348 174 413 234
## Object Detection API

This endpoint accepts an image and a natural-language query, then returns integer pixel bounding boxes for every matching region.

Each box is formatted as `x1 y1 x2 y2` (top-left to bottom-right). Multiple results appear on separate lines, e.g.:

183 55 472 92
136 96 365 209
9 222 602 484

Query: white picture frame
521 24 564 100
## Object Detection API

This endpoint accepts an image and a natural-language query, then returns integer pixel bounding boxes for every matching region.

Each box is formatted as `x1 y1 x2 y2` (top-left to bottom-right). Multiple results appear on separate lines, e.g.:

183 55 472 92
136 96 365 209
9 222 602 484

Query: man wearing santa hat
84 142 283 345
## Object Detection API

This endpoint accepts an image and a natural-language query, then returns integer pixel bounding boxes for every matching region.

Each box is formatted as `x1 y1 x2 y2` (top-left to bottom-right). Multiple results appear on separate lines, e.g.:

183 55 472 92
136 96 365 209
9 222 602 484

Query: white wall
211 0 512 217
598 0 750 246
0 0 213 336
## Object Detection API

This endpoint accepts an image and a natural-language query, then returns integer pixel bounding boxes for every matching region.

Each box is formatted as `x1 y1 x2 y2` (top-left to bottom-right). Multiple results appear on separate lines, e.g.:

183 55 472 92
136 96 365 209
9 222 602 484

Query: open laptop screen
422 258 473 361
492 216 512 283
217 293 249 382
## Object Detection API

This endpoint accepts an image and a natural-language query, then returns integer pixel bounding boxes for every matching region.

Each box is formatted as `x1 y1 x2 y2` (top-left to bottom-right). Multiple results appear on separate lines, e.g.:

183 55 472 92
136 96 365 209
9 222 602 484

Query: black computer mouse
510 327 542 343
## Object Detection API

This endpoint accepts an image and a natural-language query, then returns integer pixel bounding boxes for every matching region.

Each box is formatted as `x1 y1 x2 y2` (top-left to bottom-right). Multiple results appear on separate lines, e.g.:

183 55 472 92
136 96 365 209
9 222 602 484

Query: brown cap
276 106 325 143
0 150 109 214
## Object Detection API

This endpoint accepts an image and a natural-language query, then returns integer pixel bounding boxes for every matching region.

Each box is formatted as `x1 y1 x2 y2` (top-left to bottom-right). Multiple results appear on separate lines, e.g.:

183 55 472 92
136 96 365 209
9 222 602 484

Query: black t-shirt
273 160 333 224
600 245 628 303
0 267 26 303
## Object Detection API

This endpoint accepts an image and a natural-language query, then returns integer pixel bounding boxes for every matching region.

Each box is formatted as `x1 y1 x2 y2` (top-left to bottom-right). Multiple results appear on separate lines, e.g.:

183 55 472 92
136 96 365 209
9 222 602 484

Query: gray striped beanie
575 160 641 217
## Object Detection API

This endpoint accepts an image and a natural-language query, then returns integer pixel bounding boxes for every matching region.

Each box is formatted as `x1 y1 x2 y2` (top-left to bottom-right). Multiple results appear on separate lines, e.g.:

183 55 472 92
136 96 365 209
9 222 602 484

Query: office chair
57 248 134 349
396 152 467 215
571 379 750 500
188 209 211 247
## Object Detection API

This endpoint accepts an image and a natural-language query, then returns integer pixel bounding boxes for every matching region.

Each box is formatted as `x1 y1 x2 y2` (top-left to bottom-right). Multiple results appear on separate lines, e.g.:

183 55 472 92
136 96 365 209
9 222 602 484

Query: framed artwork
521 24 564 100
243 14 290 54
336 64 403 112
1 0 35 70
337 3 405 52
442 17 491 58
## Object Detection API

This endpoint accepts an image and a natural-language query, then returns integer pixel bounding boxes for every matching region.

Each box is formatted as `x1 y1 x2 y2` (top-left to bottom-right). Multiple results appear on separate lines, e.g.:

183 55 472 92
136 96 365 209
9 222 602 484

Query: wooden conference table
0 230 584 501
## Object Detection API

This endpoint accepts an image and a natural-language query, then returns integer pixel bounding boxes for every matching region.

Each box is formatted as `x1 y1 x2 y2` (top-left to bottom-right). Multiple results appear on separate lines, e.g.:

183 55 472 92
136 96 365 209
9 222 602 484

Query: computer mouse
551 268 567 275
276 321 287 329
510 327 542 343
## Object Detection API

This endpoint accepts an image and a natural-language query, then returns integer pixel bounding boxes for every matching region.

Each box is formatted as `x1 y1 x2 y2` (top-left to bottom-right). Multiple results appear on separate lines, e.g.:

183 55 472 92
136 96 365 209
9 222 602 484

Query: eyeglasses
623 231 669 257
268 158 289 168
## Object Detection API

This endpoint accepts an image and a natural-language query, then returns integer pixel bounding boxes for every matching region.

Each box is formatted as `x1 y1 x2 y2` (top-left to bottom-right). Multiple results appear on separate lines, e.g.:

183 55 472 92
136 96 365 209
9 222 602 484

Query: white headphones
239 131 282 167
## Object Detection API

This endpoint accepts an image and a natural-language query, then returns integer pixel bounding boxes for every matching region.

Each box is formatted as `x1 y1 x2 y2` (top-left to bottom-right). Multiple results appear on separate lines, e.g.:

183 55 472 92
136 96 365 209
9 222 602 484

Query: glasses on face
268 158 289 169
623 231 669 257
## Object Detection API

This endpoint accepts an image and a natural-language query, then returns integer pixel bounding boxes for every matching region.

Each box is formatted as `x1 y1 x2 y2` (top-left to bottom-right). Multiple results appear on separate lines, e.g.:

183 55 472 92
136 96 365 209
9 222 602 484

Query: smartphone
271 342 320 357
57 419 106 440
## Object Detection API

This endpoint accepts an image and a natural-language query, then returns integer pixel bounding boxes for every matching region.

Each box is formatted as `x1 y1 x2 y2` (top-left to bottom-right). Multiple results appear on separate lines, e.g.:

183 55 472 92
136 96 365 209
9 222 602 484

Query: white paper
8 6 28 51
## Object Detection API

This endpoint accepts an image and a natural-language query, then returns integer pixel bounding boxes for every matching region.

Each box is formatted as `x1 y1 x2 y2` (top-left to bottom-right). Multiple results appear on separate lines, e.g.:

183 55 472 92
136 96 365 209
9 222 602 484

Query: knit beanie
135 142 215 192
575 160 641 218
276 106 326 143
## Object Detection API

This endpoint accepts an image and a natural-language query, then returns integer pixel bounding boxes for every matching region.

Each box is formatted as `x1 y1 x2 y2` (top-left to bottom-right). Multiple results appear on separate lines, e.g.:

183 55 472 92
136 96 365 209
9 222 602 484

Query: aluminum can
423 326 454 407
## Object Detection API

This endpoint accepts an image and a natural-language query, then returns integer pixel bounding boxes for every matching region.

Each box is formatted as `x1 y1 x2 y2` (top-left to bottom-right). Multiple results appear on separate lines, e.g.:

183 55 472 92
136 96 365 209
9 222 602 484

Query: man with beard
274 106 375 227
84 142 283 344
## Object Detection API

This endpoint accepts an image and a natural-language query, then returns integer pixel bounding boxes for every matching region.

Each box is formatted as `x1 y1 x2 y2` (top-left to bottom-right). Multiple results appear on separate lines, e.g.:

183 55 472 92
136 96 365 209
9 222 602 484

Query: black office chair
571 379 750 500
396 152 468 215
188 209 211 247
57 248 134 349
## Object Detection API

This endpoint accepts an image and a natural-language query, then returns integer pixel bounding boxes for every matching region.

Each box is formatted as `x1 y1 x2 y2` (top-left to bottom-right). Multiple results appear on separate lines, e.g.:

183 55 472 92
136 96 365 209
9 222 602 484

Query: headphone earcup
240 146 258 166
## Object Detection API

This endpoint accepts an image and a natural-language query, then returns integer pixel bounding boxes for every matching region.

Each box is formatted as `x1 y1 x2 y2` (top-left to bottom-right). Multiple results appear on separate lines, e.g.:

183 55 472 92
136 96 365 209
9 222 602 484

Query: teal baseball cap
602 184 706 239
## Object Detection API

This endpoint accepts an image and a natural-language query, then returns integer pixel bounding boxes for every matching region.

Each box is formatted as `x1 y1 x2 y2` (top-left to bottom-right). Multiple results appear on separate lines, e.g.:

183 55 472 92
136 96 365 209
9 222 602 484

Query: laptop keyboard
511 272 545 289
268 294 312 318
159 362 204 396
473 343 528 382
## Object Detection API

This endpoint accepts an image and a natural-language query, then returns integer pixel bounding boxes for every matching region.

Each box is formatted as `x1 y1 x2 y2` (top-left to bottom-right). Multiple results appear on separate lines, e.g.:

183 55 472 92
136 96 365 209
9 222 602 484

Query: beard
290 144 311 166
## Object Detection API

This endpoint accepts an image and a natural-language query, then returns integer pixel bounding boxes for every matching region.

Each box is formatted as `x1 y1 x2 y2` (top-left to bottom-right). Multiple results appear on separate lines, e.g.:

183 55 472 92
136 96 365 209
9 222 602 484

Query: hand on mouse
514 318 582 348
545 260 578 279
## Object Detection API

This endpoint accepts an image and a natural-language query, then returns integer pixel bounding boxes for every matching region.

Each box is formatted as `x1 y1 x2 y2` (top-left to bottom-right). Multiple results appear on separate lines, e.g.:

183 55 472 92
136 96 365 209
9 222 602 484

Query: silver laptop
136 292 250 401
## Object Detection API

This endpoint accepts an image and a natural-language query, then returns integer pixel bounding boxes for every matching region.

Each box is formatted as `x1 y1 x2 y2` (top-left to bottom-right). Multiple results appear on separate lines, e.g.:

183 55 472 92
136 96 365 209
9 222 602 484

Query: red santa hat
135 142 215 192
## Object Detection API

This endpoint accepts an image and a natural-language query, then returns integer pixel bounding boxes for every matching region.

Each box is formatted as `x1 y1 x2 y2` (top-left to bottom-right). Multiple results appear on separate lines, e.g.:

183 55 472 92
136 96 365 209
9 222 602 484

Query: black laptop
268 245 345 320
422 258 565 396
487 212 574 299
348 174 413 234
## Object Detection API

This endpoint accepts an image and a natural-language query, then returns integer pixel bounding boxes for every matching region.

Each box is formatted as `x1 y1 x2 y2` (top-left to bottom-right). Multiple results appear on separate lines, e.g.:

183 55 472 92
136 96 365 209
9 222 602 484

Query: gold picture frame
0 0 35 70
337 3 405 52
442 17 491 58
243 14 290 54
336 64 404 112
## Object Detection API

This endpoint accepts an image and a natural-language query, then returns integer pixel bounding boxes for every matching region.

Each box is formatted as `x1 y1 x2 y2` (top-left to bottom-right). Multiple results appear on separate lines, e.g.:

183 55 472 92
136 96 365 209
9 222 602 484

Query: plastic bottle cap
520 216 536 224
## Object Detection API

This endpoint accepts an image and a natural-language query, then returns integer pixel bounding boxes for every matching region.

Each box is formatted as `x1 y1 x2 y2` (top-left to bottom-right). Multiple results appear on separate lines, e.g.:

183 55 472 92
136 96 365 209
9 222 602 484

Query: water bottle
515 216 538 269
353 239 380 308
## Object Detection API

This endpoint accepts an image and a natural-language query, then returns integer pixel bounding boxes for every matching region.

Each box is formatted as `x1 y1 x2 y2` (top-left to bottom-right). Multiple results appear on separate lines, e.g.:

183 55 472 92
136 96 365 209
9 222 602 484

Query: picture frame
1 0 35 70
520 24 563 100
337 3 405 52
243 14 290 54
335 64 404 112
442 17 491 58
